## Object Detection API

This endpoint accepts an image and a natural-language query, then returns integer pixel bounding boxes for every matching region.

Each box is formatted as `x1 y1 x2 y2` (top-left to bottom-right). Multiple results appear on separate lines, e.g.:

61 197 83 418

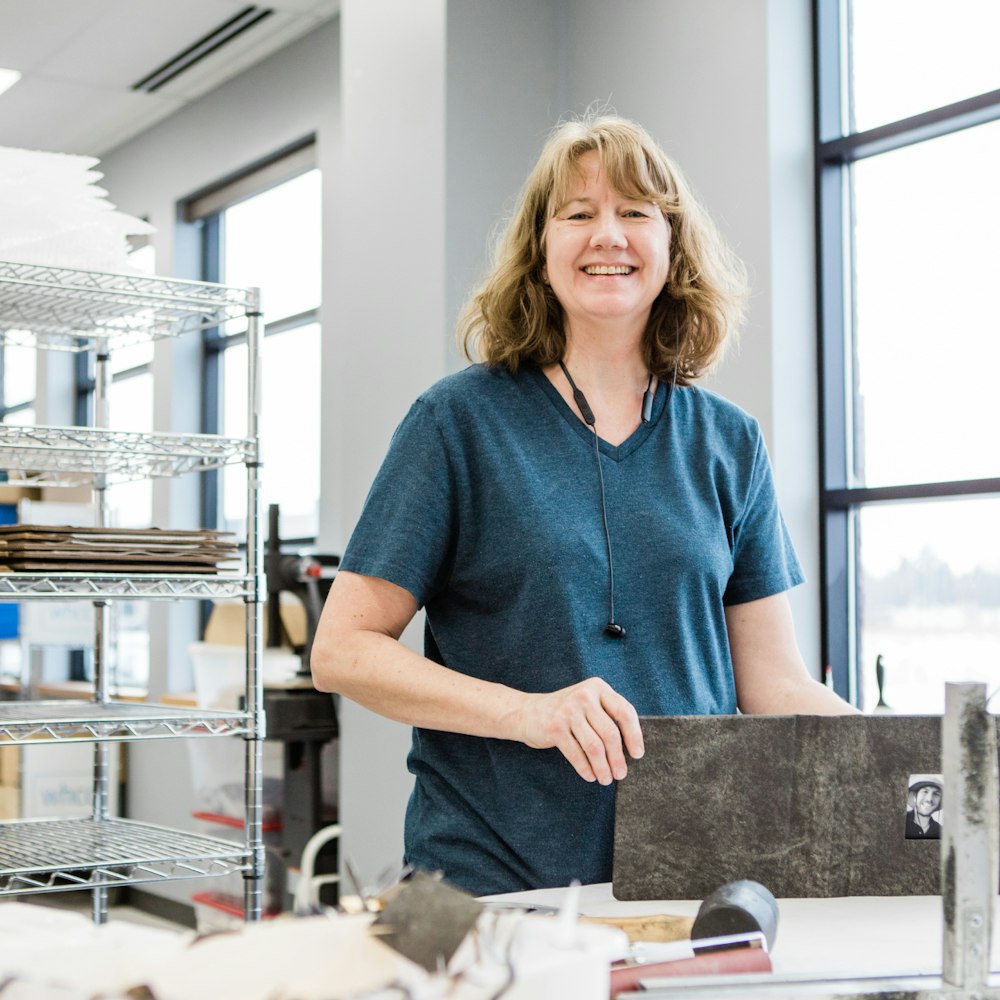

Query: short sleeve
722 432 804 606
339 399 456 607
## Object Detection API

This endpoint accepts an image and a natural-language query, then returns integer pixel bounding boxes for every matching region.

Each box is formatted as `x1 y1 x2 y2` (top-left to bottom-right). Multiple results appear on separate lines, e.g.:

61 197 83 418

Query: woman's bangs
543 128 678 218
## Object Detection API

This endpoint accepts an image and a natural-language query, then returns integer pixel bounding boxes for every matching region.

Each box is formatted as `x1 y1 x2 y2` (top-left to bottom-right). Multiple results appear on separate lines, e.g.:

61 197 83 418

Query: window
73 238 156 689
0 343 36 425
816 0 1000 712
75 238 156 530
188 144 321 544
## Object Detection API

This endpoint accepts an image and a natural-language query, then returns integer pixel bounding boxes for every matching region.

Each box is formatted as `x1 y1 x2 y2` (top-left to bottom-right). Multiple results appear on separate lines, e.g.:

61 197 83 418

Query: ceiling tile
0 0 117 71
0 75 177 156
39 0 252 88
0 0 339 156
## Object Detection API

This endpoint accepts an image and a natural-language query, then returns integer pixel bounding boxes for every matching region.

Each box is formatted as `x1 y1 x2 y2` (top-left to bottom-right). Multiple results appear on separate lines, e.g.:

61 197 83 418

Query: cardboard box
17 742 120 819
0 784 18 819
0 742 121 817
0 743 18 786
204 599 306 649
40 485 95 505
0 486 42 505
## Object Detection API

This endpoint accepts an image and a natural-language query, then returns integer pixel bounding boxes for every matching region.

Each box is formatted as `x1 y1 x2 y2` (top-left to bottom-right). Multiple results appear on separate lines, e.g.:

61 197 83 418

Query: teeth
584 265 634 275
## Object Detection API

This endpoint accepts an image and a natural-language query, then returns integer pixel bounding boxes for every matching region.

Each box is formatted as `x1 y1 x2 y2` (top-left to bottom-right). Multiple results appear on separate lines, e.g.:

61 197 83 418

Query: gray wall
444 0 568 370
558 0 821 698
97 0 819 890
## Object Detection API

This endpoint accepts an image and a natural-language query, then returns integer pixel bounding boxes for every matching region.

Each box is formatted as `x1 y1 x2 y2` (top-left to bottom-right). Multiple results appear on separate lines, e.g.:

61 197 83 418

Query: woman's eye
568 211 591 220
623 209 649 218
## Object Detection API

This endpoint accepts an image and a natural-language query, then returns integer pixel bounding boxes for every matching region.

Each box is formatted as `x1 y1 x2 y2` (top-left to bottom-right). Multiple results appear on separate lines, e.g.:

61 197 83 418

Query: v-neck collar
527 365 668 462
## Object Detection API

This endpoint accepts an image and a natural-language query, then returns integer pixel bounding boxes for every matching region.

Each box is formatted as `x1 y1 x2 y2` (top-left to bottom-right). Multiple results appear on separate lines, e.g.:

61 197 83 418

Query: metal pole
91 341 111 925
243 289 265 921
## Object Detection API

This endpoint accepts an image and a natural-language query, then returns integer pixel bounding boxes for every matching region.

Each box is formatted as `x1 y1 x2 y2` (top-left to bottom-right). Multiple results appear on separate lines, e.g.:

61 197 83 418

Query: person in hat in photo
905 777 943 839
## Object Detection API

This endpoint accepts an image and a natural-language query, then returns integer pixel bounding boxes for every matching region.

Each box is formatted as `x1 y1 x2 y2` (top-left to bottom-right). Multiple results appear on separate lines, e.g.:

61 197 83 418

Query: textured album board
612 714 998 900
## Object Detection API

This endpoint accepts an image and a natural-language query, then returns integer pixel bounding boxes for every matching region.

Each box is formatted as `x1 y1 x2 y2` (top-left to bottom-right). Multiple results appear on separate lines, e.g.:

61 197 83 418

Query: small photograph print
905 774 943 840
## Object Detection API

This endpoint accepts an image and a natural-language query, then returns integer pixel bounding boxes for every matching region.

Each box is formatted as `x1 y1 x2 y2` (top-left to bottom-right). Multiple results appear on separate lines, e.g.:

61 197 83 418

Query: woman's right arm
310 570 644 784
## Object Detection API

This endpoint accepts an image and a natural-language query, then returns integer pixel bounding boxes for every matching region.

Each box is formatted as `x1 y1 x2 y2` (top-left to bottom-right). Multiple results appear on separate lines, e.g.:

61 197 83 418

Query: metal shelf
0 571 252 600
0 260 267 920
0 425 255 486
0 259 256 352
0 817 249 895
0 701 251 743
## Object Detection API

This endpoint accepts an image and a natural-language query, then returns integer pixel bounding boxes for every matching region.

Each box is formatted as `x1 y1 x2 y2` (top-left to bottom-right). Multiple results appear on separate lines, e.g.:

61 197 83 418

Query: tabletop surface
480 882 1000 980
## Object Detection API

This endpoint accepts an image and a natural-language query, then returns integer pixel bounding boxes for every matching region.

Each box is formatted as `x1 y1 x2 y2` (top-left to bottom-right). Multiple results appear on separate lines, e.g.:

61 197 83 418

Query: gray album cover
611 714 987 900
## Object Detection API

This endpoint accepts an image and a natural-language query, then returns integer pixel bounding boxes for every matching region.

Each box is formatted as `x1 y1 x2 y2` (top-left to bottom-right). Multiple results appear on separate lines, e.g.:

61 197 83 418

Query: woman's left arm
726 591 859 715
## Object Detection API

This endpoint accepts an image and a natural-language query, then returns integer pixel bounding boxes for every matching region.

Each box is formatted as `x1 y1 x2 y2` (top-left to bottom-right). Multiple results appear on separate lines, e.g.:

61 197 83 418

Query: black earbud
641 375 654 424
570 387 596 427
604 622 627 639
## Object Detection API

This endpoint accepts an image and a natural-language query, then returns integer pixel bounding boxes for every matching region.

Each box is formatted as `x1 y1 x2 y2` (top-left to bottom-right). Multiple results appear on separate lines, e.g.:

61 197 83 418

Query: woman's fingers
518 678 644 784
599 686 645 764
555 731 598 784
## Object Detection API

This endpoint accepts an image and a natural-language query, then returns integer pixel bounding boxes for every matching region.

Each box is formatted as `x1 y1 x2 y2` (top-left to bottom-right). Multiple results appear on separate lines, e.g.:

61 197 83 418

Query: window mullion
816 0 854 699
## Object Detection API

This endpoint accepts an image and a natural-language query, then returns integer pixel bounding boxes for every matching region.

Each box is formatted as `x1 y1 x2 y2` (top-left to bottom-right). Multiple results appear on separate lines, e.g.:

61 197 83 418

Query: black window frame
815 0 1000 704
182 137 320 548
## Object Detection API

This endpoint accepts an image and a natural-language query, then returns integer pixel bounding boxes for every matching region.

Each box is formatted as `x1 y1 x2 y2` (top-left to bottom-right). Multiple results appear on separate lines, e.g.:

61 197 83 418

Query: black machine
264 503 340 675
262 504 340 905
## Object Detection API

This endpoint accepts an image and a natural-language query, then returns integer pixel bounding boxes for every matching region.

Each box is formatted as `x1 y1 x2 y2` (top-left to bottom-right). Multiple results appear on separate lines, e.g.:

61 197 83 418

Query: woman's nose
590 212 627 249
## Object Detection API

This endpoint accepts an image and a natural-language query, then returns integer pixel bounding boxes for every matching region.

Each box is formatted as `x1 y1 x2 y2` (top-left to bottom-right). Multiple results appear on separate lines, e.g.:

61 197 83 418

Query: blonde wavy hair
459 114 748 382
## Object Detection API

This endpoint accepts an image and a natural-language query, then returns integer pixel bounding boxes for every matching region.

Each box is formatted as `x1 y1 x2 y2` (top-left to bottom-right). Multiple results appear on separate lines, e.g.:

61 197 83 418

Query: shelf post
243 289 265 921
90 338 112 923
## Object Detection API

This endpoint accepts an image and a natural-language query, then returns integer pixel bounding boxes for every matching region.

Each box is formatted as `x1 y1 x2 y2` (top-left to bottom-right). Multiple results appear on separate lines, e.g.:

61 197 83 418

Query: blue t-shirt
340 363 803 895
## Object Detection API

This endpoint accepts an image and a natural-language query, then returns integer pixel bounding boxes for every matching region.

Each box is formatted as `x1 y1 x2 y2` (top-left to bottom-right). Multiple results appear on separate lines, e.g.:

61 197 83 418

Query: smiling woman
309 112 855 899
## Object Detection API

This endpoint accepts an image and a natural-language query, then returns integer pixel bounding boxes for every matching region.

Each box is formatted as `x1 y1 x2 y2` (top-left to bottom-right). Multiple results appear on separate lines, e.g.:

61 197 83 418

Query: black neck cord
558 361 655 640
556 344 682 639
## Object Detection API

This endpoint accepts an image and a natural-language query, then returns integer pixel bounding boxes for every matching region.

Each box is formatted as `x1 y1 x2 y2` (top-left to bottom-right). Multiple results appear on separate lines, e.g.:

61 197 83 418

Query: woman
311 114 853 896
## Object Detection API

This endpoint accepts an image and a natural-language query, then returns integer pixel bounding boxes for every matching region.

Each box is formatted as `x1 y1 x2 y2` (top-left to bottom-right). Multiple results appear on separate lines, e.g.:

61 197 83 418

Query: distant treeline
863 549 1000 610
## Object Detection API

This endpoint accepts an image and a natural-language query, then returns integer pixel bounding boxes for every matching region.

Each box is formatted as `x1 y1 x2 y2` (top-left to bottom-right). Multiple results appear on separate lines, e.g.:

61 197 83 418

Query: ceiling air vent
132 6 274 93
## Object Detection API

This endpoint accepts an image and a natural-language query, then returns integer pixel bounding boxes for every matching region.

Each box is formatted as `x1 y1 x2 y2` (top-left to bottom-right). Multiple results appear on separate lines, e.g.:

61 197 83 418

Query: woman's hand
509 678 645 784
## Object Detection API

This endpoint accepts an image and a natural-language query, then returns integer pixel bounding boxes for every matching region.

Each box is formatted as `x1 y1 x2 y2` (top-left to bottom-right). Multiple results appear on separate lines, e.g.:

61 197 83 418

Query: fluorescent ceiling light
0 68 22 98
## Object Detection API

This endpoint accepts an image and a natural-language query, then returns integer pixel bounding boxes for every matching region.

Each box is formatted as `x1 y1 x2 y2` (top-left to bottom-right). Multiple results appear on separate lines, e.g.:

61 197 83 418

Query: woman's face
543 150 671 340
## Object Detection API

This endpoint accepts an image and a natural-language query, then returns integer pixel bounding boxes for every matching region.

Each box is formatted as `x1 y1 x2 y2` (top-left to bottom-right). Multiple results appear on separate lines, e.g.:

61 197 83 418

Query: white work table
3 886 1000 999
482 882 1000 983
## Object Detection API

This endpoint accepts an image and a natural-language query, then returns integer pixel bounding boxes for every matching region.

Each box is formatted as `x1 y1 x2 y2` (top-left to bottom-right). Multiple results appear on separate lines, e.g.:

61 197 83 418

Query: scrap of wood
580 912 694 942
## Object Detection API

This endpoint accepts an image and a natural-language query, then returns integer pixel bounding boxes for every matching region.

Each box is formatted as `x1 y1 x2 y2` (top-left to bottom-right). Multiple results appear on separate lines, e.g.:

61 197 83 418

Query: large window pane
858 497 1000 714
3 407 35 426
111 244 156 374
852 119 1000 487
850 0 1000 132
106 372 153 688
4 344 35 407
109 340 154 377
220 323 321 539
222 169 321 323
107 372 153 529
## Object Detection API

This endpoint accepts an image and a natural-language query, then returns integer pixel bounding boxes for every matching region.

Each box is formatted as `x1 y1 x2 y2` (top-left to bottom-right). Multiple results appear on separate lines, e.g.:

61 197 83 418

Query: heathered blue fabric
339 363 803 895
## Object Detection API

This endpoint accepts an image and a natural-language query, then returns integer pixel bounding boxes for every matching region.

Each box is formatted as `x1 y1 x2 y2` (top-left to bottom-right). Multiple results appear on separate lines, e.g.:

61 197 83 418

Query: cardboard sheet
0 524 239 572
